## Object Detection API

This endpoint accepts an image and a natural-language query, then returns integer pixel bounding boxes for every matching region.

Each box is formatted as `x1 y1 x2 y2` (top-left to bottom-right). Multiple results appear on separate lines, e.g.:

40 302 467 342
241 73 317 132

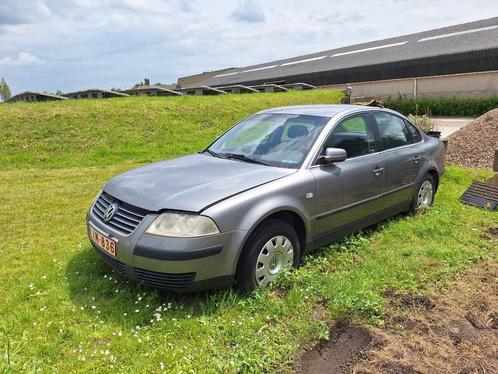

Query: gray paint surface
104 154 295 212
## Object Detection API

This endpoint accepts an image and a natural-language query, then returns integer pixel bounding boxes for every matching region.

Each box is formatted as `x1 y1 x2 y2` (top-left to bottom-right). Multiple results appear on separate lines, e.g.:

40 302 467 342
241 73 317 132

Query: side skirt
307 200 410 252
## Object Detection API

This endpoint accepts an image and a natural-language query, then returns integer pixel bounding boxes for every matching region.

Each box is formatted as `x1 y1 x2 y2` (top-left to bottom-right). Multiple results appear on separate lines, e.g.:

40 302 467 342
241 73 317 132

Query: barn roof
197 17 498 87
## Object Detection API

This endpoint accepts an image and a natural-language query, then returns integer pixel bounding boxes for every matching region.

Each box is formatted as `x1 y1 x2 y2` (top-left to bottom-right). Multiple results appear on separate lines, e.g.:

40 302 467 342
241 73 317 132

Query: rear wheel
410 174 435 213
236 219 300 292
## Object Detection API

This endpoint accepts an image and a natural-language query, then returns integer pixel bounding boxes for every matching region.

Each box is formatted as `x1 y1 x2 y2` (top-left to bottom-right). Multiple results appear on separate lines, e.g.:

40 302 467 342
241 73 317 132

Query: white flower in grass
118 331 122 337
135 309 139 313
160 362 165 370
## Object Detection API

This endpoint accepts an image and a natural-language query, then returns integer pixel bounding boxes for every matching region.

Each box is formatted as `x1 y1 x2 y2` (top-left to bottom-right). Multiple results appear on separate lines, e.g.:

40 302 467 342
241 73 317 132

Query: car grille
94 248 196 289
92 192 148 235
135 267 196 289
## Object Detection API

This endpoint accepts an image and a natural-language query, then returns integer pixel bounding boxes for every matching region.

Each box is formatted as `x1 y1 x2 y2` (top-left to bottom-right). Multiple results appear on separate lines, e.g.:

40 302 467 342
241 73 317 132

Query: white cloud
1 0 498 94
231 0 266 23
0 52 45 66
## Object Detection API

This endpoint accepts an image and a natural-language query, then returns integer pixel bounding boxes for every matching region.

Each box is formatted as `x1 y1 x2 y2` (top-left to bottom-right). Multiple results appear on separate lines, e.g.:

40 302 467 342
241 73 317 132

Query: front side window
323 114 377 158
207 113 330 168
373 112 411 150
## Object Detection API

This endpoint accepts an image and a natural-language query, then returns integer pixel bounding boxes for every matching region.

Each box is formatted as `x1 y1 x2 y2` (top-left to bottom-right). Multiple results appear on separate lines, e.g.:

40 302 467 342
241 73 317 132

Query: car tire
409 174 436 214
236 218 301 292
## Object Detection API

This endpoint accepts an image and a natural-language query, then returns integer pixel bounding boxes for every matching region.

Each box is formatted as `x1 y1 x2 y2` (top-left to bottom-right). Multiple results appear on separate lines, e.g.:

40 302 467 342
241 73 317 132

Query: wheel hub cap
417 180 434 210
255 235 294 286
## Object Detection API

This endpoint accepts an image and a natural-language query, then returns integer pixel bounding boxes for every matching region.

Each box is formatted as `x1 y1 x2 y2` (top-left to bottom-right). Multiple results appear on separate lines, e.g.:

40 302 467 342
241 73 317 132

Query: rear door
310 113 385 245
371 112 424 207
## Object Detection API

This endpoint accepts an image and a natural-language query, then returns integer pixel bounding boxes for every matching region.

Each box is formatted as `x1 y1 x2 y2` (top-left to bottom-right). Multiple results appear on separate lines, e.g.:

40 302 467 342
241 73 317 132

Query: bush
383 97 498 117
407 114 434 132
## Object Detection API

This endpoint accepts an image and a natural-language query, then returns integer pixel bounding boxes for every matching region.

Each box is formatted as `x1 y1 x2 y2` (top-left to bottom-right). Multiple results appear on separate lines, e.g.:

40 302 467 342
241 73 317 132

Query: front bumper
87 209 247 291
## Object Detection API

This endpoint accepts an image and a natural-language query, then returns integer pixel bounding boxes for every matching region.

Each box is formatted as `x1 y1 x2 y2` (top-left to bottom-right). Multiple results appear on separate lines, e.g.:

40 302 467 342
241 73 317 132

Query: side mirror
319 147 347 163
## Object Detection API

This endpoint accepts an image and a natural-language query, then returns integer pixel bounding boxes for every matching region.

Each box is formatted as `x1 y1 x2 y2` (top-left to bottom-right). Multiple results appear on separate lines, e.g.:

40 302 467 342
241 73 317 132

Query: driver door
310 113 385 247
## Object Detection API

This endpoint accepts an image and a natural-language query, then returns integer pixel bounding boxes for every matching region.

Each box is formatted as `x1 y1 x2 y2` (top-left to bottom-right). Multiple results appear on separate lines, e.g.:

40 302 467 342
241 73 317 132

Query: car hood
104 154 295 212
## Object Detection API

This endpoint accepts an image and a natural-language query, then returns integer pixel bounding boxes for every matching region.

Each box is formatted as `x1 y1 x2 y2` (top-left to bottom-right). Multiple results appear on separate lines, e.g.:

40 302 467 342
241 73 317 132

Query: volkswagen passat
87 105 445 291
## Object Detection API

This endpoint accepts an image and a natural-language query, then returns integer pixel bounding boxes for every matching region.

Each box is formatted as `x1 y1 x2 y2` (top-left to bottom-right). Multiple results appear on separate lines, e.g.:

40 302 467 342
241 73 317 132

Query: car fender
414 137 445 190
202 171 315 273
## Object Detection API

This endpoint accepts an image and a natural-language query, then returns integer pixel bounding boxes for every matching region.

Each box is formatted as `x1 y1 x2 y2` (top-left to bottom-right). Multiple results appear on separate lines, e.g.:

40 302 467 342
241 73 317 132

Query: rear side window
406 121 422 143
324 114 377 158
373 113 410 150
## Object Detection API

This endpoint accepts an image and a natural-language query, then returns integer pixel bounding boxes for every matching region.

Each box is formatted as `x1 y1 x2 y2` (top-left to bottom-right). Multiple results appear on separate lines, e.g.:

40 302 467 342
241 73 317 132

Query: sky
1 0 498 95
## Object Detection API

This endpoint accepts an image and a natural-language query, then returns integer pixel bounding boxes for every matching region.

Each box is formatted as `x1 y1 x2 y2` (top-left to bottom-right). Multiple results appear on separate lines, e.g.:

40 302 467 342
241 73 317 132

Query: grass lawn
0 91 496 373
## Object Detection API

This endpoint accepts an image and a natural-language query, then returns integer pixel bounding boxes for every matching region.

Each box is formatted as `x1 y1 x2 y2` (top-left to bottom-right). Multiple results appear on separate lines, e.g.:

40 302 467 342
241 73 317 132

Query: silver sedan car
87 105 445 291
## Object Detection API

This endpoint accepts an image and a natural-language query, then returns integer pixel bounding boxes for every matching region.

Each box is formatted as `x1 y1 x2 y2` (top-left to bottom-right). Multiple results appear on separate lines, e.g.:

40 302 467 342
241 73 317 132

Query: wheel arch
427 168 439 191
233 207 309 274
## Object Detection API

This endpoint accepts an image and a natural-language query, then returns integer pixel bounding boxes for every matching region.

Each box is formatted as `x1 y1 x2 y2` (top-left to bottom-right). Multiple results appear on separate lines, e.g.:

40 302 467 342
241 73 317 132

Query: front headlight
145 212 220 238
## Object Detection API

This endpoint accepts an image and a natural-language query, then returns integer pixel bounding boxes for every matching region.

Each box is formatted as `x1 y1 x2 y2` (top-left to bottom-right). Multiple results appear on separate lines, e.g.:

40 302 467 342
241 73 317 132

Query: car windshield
206 113 330 168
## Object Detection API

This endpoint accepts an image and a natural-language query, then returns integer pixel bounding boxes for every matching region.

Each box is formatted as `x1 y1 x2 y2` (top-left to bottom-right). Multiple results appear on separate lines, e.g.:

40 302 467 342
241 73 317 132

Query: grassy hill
0 90 342 169
0 90 496 372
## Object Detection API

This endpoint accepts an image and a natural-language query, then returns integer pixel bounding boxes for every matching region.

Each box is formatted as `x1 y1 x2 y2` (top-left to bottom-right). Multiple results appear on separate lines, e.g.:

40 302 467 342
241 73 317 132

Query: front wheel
236 219 300 292
410 174 435 213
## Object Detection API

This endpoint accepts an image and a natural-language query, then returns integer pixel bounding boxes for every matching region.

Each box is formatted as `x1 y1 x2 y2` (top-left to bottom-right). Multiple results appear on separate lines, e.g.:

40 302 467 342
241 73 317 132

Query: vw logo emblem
104 203 117 222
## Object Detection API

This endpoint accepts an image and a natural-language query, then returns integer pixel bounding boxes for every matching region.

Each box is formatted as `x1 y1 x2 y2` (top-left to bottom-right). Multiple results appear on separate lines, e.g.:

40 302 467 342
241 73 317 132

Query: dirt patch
481 227 498 241
394 293 436 311
295 322 376 374
354 259 498 374
445 108 498 168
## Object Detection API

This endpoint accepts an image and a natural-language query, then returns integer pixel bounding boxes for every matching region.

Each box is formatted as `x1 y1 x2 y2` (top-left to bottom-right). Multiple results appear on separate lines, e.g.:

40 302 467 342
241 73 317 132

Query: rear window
373 112 411 150
406 121 422 143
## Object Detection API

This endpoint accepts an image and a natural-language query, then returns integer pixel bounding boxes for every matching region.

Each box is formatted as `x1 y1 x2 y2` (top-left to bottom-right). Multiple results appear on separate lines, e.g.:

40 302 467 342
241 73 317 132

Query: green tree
0 77 12 101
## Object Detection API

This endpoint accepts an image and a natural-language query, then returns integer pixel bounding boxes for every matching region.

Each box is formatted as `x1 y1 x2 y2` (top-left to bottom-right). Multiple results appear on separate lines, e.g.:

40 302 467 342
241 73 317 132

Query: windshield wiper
202 149 222 158
223 153 270 166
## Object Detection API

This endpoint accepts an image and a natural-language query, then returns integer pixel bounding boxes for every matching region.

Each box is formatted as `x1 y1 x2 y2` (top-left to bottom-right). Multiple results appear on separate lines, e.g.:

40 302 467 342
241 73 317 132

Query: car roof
257 104 380 118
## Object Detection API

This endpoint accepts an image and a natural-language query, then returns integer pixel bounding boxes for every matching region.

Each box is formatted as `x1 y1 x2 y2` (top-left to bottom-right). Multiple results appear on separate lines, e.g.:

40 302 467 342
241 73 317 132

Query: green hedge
383 97 498 117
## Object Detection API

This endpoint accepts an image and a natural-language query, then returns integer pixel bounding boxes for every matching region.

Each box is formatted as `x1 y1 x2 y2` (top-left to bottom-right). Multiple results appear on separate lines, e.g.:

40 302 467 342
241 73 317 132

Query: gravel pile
445 109 498 169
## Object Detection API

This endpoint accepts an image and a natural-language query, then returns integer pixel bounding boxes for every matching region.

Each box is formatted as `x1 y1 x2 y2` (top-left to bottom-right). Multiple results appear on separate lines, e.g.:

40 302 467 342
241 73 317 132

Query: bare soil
295 322 377 374
296 239 497 373
445 108 498 168
356 259 498 374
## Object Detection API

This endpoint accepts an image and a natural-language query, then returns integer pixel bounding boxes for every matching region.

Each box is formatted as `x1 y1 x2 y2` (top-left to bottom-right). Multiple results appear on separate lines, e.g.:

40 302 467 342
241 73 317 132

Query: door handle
373 167 384 176
413 156 421 164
